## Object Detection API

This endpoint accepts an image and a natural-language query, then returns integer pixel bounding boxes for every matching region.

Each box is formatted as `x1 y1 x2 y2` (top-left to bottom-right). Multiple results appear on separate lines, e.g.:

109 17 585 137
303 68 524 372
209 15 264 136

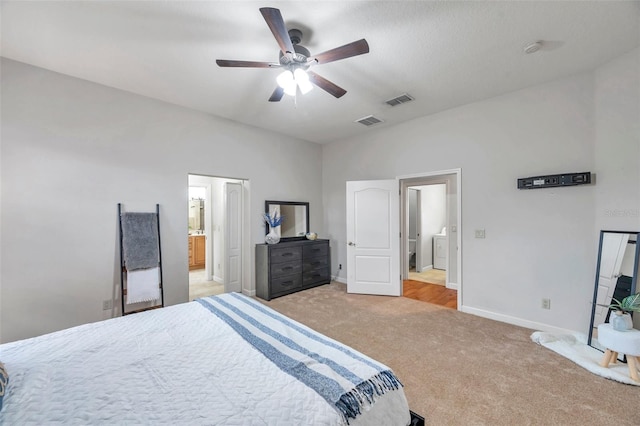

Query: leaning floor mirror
588 230 640 356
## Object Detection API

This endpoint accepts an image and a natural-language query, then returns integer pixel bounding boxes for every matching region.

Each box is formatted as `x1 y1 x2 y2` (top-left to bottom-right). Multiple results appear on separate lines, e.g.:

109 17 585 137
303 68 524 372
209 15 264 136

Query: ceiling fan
216 7 369 102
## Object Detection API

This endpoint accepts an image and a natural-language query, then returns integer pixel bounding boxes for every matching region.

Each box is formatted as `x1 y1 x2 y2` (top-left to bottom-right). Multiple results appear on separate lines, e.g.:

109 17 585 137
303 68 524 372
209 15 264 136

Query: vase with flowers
263 211 284 244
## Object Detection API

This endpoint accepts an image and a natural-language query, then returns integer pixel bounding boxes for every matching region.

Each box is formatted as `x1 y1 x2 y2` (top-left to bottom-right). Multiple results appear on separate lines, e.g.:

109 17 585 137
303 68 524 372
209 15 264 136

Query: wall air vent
385 93 414 107
355 115 384 126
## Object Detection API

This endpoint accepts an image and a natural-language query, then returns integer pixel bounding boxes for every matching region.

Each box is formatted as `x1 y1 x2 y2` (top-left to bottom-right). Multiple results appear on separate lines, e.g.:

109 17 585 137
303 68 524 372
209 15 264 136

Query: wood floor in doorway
403 280 457 309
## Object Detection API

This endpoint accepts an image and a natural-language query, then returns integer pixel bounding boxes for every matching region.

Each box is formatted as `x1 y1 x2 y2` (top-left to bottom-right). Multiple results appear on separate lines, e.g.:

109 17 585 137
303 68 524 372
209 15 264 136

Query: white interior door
346 179 400 296
415 189 423 272
204 183 213 281
224 182 242 293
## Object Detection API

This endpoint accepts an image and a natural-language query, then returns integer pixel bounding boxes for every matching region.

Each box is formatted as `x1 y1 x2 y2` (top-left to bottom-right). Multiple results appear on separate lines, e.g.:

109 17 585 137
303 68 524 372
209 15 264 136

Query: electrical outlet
475 229 486 239
102 299 113 310
339 264 342 270
541 298 551 310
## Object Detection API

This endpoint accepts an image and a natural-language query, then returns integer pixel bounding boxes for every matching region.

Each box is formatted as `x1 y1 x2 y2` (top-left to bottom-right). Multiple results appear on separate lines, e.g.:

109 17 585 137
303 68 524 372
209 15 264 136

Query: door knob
348 241 355 246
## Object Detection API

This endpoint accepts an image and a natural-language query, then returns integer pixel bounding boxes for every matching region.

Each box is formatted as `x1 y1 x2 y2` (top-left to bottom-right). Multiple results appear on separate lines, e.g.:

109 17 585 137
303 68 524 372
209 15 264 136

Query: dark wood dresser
255 239 331 300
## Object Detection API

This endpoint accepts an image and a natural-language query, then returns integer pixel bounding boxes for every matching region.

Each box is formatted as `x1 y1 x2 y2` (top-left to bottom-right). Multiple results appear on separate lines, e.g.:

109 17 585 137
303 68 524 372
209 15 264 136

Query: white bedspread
0 293 410 425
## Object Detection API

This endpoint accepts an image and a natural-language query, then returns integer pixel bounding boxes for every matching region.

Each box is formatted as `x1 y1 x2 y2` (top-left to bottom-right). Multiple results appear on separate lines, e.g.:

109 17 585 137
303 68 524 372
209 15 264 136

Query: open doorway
407 185 447 284
400 170 461 309
188 174 247 300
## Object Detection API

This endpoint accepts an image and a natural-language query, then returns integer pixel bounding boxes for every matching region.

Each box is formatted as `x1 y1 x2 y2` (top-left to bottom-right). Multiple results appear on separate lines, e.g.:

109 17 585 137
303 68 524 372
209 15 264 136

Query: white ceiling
2 1 639 144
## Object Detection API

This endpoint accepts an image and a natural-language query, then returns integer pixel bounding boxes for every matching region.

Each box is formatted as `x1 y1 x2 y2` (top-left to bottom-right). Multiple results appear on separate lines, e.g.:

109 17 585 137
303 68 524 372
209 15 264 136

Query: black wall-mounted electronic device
517 172 591 190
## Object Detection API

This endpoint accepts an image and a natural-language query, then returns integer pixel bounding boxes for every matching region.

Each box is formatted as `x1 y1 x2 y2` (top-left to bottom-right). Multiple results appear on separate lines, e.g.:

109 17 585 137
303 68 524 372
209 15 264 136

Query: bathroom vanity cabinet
189 235 205 270
255 239 331 300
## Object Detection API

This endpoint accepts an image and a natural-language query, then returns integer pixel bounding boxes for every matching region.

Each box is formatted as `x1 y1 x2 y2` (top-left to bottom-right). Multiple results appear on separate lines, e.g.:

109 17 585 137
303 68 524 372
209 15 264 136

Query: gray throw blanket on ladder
121 212 159 270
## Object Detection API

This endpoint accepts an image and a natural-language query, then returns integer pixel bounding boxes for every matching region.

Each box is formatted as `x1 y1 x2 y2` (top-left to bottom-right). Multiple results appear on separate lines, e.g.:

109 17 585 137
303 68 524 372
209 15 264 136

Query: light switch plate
475 229 485 239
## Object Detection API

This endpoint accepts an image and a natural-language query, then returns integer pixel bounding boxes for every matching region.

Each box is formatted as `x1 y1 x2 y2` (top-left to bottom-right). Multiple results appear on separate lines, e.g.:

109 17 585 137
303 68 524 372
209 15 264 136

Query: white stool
597 323 640 382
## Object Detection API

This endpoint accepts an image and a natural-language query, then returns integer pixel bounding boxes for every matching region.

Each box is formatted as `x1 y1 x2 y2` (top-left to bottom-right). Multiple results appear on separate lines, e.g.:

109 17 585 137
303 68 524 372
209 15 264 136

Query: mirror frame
264 200 310 242
587 230 640 348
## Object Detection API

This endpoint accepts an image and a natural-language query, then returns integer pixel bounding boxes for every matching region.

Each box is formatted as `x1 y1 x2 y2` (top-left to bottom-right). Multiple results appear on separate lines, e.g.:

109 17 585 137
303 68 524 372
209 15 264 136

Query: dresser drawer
271 261 302 278
270 246 302 263
271 274 302 294
303 243 328 259
303 256 329 272
303 267 330 287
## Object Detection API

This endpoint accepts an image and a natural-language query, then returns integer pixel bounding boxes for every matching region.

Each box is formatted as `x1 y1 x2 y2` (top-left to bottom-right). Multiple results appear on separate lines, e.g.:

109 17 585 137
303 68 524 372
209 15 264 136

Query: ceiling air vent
385 93 414 107
355 115 384 127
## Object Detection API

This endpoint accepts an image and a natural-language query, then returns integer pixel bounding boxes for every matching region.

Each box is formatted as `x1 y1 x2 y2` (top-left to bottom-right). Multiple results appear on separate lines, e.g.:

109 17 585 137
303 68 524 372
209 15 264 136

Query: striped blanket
197 293 404 424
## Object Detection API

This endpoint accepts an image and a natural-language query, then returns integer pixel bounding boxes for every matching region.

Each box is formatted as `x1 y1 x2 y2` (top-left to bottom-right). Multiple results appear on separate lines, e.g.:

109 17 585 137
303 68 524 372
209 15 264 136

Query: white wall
0 59 323 343
417 184 446 271
323 71 601 333
592 48 640 330
593 48 640 233
2 48 638 342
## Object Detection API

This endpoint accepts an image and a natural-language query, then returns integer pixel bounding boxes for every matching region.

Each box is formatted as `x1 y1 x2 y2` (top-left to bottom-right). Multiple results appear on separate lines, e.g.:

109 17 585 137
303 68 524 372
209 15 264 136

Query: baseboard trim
460 306 575 334
334 276 347 284
420 265 433 272
446 281 458 290
242 289 256 297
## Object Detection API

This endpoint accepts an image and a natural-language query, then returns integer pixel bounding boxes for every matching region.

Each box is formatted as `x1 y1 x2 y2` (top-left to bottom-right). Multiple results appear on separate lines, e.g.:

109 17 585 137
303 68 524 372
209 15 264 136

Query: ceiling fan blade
216 59 276 68
307 71 347 98
310 39 369 65
260 7 295 55
268 87 284 102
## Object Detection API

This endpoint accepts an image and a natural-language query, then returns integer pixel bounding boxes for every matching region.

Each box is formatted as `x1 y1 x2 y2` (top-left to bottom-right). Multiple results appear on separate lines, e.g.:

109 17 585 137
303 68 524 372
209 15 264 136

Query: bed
0 293 411 425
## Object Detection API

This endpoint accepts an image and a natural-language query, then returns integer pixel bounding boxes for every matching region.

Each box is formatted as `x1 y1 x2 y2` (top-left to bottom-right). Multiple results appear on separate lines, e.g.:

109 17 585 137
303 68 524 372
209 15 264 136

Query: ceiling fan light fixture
294 69 313 94
283 81 297 97
276 70 294 89
277 70 297 96
216 7 370 102
294 68 309 82
298 80 313 95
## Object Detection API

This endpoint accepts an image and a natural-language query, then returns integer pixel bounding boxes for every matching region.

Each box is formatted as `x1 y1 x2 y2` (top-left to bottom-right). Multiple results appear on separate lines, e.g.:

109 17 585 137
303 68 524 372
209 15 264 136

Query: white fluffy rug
531 331 640 386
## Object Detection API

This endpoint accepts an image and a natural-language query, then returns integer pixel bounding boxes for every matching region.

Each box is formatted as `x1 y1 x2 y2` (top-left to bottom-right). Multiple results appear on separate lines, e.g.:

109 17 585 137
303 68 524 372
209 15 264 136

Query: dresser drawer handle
281 281 294 286
282 253 294 257
282 266 293 271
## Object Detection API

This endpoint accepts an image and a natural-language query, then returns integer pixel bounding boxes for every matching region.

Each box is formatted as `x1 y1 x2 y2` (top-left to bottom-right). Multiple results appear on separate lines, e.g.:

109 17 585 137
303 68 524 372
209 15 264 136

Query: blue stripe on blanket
228 292 387 371
196 295 402 423
196 298 346 413
210 296 365 385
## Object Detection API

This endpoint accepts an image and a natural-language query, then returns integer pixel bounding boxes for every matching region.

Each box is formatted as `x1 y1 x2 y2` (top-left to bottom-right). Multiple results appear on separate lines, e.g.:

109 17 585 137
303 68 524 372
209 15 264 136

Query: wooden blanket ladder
118 203 164 315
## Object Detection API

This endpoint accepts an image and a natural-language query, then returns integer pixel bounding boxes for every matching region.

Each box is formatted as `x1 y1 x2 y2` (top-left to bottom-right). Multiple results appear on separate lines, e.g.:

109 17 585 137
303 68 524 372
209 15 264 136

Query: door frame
399 169 462 309
187 174 251 296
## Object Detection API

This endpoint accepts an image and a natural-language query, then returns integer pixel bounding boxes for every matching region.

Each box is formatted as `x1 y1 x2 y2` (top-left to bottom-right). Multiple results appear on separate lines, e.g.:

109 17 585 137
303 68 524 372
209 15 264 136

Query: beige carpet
260 282 638 425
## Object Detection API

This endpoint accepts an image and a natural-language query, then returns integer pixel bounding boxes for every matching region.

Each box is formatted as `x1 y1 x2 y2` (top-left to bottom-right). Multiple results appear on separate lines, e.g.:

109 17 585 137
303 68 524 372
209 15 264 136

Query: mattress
0 293 410 425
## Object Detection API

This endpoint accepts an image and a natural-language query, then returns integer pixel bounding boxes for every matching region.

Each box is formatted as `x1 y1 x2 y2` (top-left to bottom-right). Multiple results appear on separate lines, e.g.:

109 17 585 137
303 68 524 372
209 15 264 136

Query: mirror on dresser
265 200 309 241
588 230 640 353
